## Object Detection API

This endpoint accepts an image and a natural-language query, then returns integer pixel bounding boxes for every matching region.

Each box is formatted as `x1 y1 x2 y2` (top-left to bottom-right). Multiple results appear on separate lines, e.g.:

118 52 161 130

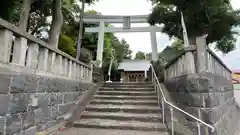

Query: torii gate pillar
96 21 105 68
150 27 158 61
84 15 163 67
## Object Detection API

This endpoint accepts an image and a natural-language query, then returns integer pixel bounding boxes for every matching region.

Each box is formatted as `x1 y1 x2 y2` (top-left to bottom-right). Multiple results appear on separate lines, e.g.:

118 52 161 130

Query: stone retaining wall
0 73 94 135
164 72 240 135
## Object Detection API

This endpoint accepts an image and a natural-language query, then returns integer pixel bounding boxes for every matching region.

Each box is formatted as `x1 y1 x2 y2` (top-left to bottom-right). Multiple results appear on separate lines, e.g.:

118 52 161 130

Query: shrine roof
233 69 240 74
118 59 151 71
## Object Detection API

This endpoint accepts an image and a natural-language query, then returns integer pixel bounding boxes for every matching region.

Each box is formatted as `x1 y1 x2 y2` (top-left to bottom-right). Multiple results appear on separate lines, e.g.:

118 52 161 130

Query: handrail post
151 68 154 83
197 108 202 135
150 64 215 134
162 99 165 124
197 122 201 135
170 106 174 135
157 84 160 107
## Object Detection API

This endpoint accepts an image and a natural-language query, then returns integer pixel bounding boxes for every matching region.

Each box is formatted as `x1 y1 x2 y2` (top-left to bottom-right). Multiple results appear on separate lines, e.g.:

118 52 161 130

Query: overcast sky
86 0 240 70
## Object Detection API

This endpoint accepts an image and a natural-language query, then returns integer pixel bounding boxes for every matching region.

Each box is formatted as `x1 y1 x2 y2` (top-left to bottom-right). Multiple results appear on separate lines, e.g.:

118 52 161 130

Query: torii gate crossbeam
83 14 163 67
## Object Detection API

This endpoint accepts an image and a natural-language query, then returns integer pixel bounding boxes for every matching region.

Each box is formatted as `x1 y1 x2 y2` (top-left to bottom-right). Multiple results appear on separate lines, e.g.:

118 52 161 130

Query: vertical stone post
38 48 49 71
184 50 196 74
12 37 28 66
63 58 68 76
72 63 77 79
83 67 86 81
0 29 13 63
79 65 82 80
89 63 93 82
55 55 63 75
96 21 105 68
196 35 207 73
81 66 84 80
26 43 39 68
47 52 56 73
76 64 80 80
150 27 158 61
86 67 89 82
181 12 196 74
68 60 72 78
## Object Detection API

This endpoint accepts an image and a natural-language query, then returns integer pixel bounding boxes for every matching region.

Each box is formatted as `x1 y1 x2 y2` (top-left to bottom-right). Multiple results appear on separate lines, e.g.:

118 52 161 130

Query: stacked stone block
164 72 239 135
0 73 93 135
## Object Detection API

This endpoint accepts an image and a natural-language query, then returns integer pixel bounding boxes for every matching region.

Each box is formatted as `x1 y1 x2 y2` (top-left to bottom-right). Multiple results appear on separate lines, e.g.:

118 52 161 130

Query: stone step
102 84 153 87
73 118 166 131
103 82 152 86
81 112 162 122
93 95 158 100
96 91 156 96
85 104 161 113
103 84 153 89
90 99 158 106
59 128 169 135
99 87 154 91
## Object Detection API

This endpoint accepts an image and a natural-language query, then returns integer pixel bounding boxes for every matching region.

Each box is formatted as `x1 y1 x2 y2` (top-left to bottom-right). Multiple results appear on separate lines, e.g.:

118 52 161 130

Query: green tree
58 34 76 56
171 38 184 50
148 0 240 53
113 39 132 61
0 0 133 70
0 1 20 23
134 51 146 60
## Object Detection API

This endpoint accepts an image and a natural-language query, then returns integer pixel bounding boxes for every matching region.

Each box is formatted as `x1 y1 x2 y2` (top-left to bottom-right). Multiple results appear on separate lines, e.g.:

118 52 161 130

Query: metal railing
150 64 215 135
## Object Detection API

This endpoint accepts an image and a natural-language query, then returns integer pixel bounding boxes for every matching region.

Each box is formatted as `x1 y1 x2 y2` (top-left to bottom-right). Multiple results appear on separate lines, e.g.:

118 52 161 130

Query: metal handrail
150 64 215 134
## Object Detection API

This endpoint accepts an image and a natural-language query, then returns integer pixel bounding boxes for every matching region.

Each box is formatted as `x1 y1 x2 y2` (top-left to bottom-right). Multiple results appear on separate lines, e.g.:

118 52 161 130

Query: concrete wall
164 72 240 135
0 72 95 135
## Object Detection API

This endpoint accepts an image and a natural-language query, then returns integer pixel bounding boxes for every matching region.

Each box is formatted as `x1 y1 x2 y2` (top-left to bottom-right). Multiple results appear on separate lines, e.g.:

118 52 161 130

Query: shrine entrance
83 14 163 67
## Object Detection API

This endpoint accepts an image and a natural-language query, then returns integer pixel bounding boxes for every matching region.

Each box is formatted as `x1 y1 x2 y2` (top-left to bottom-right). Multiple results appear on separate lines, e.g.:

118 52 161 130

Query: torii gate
83 14 163 67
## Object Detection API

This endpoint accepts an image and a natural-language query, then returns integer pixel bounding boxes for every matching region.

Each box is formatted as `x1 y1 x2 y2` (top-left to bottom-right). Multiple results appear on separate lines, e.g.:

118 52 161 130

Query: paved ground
57 128 168 135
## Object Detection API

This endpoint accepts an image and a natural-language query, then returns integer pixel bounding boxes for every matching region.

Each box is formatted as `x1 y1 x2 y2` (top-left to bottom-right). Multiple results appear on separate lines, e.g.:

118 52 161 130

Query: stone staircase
73 82 168 134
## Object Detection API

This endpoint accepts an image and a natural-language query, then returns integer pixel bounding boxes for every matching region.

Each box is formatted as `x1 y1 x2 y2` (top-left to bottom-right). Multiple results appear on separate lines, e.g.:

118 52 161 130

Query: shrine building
117 59 151 83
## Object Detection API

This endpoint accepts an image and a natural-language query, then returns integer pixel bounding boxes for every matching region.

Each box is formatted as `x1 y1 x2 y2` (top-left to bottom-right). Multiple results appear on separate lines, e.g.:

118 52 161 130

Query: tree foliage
0 0 21 24
112 39 132 61
148 0 240 53
171 37 183 50
134 51 146 60
0 0 133 81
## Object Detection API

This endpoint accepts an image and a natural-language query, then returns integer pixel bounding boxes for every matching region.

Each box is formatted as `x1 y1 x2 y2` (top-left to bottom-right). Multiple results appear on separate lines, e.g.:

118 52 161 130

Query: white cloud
86 0 240 69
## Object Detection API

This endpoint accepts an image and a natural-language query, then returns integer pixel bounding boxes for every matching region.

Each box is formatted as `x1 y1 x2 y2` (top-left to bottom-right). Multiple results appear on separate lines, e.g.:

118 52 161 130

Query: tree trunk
19 0 31 31
48 0 63 48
